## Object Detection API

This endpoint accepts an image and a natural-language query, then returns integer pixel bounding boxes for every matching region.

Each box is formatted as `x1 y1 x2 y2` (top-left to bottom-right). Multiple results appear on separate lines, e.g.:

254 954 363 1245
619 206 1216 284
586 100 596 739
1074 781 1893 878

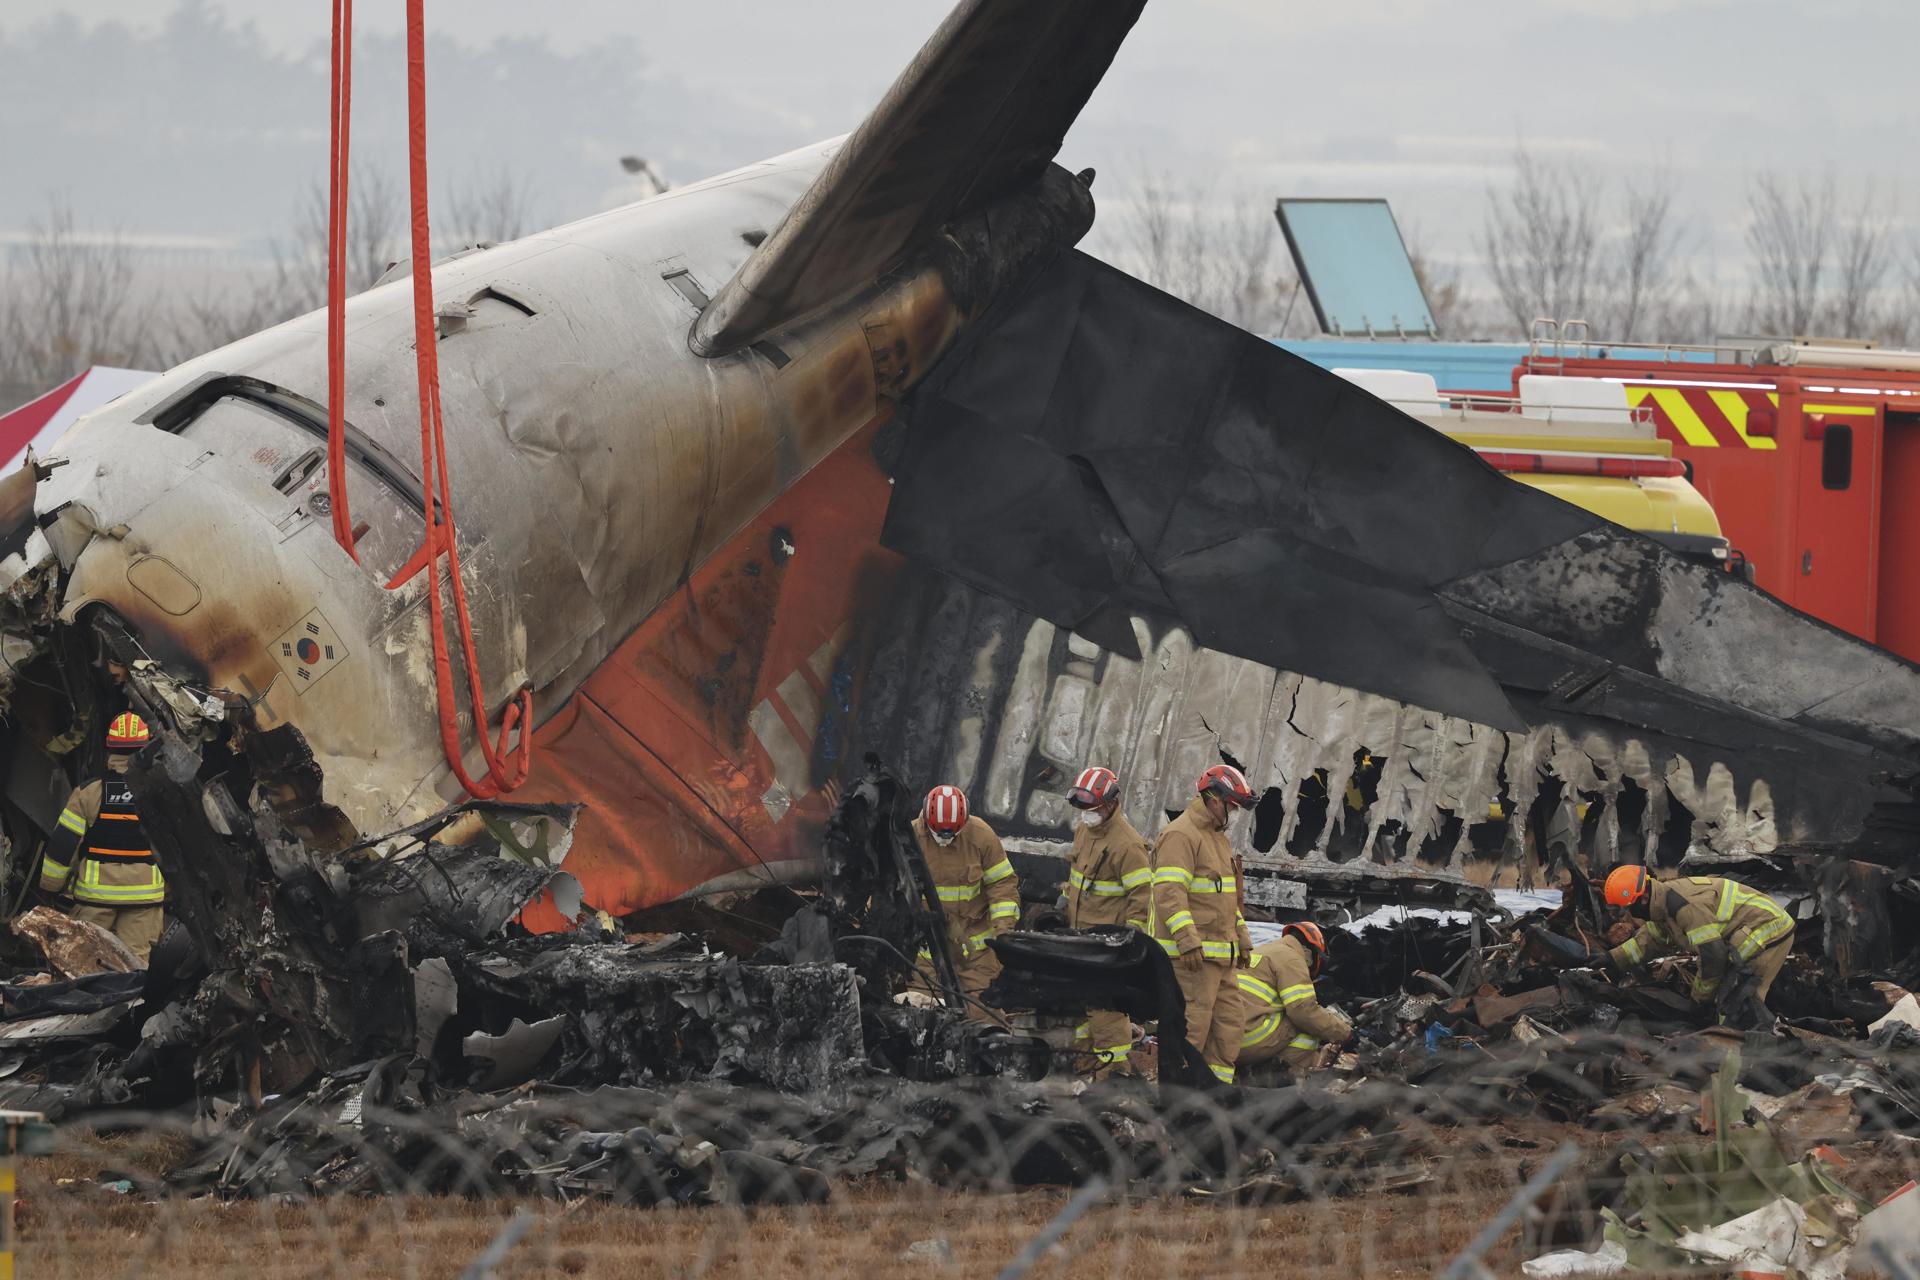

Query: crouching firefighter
912 785 1021 1022
37 713 166 964
1239 922 1351 1077
1061 765 1151 1077
1152 764 1257 1085
1597 866 1794 1028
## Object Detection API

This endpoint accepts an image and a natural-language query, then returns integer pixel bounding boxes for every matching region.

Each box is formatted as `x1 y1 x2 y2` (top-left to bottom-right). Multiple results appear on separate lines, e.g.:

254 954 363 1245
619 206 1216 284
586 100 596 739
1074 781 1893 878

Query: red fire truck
1515 327 1920 663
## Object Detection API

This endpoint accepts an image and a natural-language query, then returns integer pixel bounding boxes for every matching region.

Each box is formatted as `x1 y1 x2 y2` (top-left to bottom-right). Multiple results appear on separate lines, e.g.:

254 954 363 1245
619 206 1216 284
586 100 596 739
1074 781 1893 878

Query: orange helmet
105 712 150 751
1604 865 1650 908
1283 921 1328 976
1198 763 1256 809
924 785 968 837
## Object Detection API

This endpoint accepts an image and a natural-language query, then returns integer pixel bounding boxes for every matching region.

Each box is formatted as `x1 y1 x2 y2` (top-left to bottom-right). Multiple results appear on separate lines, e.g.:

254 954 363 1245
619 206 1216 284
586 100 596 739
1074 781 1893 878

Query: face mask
1075 809 1104 829
931 830 957 847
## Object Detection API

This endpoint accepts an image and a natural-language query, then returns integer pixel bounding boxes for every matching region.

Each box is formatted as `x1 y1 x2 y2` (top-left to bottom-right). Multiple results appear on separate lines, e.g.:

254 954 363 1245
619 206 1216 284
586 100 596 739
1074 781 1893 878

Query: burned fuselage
0 149 1093 870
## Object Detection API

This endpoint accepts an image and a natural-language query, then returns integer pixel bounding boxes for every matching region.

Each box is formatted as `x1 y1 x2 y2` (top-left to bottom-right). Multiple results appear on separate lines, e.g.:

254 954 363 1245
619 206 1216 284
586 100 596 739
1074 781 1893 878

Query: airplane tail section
689 0 1146 357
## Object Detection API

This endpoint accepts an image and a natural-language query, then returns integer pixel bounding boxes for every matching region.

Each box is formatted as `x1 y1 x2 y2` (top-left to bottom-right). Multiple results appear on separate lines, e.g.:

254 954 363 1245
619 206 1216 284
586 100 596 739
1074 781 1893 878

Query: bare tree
1831 182 1896 339
0 196 154 391
151 268 306 369
1744 174 1832 336
1406 233 1471 338
144 161 545 372
1742 174 1899 340
279 161 405 310
440 166 540 250
1611 180 1679 341
1104 173 1307 335
1481 148 1607 334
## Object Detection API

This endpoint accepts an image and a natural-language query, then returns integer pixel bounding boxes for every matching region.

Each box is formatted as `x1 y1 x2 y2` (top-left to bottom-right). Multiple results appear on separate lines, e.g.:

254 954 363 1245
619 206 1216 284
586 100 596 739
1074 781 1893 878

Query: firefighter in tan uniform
912 785 1021 1022
1594 866 1794 1026
1238 923 1351 1077
1061 765 1151 1076
37 713 166 964
1151 764 1257 1084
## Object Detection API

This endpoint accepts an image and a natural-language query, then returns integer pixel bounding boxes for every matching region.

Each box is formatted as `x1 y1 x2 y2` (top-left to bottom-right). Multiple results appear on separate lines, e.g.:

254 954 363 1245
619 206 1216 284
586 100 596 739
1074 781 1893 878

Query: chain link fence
16 1026 1920 1279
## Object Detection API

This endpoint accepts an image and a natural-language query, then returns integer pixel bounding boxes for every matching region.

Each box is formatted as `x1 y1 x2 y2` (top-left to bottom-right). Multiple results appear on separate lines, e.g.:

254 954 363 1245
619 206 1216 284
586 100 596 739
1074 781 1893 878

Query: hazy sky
3 0 1915 287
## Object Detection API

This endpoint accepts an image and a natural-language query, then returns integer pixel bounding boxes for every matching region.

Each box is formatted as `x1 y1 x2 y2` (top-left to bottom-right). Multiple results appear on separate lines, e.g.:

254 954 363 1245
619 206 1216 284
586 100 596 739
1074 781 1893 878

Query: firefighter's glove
1176 947 1206 976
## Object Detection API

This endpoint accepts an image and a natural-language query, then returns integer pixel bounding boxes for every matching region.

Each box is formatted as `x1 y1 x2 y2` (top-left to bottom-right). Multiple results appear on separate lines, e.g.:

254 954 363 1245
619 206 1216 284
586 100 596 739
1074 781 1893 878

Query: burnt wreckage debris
9 714 1920 1213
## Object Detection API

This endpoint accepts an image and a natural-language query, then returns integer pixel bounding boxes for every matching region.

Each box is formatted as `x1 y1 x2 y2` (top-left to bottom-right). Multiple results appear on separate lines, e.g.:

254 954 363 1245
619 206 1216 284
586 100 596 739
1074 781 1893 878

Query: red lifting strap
325 0 357 559
326 0 533 799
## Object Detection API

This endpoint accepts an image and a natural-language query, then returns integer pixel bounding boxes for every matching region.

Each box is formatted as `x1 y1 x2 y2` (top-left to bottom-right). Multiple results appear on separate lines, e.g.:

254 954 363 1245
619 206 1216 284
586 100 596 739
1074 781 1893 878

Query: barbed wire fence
14 1027 1916 1279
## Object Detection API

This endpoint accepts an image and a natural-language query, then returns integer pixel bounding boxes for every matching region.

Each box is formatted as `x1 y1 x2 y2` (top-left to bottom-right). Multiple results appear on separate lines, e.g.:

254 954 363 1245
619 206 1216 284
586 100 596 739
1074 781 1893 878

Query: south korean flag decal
269 608 350 693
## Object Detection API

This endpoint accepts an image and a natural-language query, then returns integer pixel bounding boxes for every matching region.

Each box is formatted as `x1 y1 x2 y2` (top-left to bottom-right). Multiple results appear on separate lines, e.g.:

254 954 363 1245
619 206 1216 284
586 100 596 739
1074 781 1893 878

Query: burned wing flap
883 249 1920 849
884 249 1596 731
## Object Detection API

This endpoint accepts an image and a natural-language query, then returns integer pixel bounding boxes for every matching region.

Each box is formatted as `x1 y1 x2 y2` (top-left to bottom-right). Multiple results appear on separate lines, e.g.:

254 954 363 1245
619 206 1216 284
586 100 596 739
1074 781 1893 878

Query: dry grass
24 1118 1911 1279
16 1126 1536 1280
20 1183 1529 1280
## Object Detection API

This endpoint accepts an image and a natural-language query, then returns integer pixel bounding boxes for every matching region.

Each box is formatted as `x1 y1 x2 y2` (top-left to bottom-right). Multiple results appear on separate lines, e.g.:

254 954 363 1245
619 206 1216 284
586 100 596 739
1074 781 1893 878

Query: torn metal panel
463 1015 566 1090
447 943 867 1094
350 841 582 945
0 1005 133 1042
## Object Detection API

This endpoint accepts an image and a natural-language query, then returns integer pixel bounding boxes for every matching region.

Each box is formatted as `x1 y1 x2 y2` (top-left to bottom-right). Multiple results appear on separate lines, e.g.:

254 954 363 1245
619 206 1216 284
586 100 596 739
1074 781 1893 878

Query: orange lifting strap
326 0 533 798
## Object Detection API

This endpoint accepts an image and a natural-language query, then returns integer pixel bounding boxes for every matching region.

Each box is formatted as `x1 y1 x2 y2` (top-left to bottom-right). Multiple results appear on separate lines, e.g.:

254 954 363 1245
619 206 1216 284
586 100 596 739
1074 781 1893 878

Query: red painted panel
515 417 904 926
0 370 84 461
1877 413 1920 662
1789 398 1880 639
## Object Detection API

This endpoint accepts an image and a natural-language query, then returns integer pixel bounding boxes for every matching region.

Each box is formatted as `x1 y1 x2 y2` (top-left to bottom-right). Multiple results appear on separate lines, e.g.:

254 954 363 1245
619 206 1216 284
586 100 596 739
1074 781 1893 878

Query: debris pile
6 741 1920 1251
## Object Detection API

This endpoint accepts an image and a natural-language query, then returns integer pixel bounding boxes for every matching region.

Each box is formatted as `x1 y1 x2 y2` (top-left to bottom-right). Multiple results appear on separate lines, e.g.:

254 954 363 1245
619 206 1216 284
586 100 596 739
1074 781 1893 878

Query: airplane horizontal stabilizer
690 0 1146 357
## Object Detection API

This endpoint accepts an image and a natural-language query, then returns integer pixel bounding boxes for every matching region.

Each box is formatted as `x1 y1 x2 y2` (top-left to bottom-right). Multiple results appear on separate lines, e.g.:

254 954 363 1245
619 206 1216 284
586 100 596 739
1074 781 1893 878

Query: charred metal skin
2 153 1091 861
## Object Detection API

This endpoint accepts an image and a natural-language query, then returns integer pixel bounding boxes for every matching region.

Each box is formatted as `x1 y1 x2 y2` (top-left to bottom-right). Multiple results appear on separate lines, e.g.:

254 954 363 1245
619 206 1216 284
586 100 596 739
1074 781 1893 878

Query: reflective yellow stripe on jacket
1238 972 1278 1005
1243 1012 1284 1049
1724 881 1792 959
1069 867 1152 896
69 859 165 906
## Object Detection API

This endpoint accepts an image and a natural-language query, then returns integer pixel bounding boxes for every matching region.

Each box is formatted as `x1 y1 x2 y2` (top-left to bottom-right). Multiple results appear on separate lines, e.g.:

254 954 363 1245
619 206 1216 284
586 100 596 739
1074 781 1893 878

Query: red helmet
924 785 969 836
1068 766 1120 810
1283 921 1328 976
1604 865 1650 908
1198 763 1255 809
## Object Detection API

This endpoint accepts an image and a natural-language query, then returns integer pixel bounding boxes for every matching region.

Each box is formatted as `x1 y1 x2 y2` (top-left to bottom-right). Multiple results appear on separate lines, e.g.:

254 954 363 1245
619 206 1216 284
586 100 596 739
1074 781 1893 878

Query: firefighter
1238 922 1351 1077
912 784 1021 1021
37 713 166 964
1151 763 1257 1084
1061 765 1151 1076
1591 866 1794 1028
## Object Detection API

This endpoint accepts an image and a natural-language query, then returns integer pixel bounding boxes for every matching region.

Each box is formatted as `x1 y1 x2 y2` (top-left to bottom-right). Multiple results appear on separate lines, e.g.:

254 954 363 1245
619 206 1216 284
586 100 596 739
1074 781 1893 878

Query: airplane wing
690 0 1147 356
